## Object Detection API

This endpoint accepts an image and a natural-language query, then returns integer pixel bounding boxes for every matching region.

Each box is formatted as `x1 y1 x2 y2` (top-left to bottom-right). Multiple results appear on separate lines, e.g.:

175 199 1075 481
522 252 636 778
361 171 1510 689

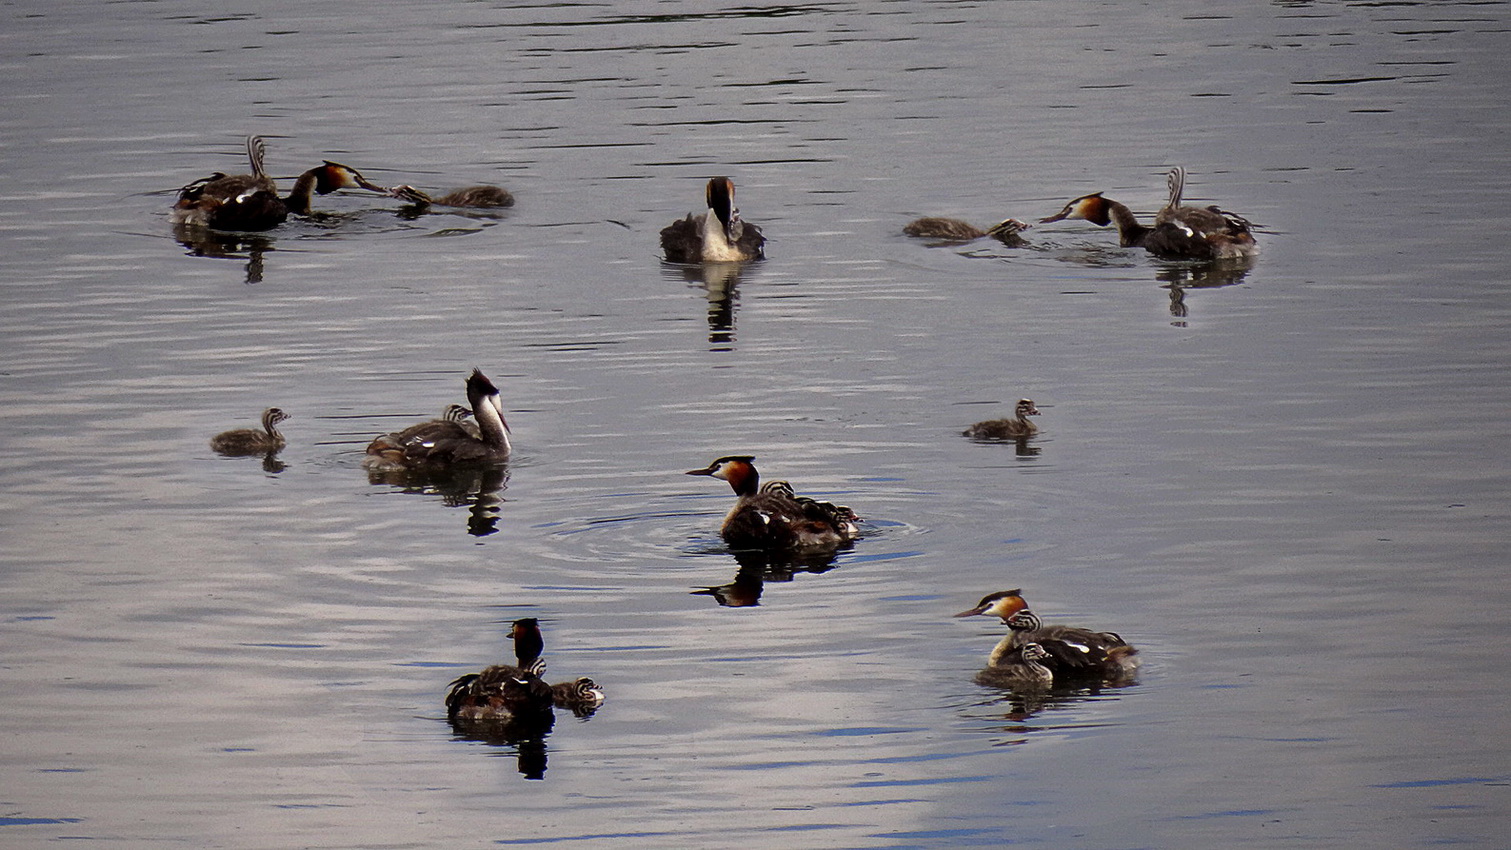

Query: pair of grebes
173 138 1254 263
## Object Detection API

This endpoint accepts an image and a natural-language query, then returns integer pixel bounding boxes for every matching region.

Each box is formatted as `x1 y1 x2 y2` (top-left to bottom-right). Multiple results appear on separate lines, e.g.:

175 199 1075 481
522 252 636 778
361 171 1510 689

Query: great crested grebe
1040 167 1257 261
973 642 1055 689
172 136 386 232
903 216 1030 245
1150 165 1259 260
686 456 860 551
445 617 554 723
363 369 512 471
387 183 515 209
661 177 766 263
549 677 606 718
963 398 1041 440
210 407 289 455
955 590 1139 681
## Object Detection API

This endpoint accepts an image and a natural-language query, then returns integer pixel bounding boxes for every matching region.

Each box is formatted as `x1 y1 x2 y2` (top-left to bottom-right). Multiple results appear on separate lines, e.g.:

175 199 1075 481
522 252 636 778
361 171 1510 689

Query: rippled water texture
2 1 1509 847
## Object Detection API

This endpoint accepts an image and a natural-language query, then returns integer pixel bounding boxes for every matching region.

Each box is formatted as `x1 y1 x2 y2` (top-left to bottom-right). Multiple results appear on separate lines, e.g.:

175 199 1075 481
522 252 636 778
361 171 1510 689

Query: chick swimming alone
210 407 289 455
963 398 1041 440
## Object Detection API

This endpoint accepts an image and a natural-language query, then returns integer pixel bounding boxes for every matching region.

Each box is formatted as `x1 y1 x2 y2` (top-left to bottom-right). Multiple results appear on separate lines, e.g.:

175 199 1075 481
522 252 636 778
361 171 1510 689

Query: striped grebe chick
388 183 514 209
172 136 385 232
363 369 512 471
549 677 606 718
963 398 1041 440
956 590 1139 681
973 642 1055 689
210 407 289 455
661 177 766 263
445 617 554 723
686 456 860 551
904 217 1030 245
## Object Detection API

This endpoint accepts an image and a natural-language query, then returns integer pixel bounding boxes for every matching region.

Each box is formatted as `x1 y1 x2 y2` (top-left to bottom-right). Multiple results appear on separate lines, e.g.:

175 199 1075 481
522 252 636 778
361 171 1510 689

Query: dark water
2 1 1508 847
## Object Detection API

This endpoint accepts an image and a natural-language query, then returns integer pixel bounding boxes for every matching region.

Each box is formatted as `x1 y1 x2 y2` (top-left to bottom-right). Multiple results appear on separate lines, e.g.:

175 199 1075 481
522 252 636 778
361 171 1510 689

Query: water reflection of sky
2 0 1509 847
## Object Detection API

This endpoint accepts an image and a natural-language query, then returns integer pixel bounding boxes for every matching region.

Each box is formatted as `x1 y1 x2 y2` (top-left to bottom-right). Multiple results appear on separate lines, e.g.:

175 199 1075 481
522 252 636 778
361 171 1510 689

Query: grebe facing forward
963 398 1041 440
661 177 766 263
210 407 289 455
686 456 860 551
388 183 515 209
363 369 512 471
172 136 385 232
904 217 1030 245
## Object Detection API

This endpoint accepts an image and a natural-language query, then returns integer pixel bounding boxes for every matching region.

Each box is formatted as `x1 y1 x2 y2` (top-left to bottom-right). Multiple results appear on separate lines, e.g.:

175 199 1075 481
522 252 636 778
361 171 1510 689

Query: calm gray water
2 1 1508 847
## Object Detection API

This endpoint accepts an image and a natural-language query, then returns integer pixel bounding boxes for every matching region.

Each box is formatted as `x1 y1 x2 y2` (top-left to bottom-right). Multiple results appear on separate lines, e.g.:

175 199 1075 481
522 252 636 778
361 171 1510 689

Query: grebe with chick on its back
685 456 860 551
172 136 386 232
661 177 766 263
363 369 512 471
1040 166 1257 261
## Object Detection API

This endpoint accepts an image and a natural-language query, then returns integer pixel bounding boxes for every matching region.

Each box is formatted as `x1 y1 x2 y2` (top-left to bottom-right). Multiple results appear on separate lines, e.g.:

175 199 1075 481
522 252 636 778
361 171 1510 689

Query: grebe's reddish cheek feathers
1041 193 1110 226
954 589 1027 619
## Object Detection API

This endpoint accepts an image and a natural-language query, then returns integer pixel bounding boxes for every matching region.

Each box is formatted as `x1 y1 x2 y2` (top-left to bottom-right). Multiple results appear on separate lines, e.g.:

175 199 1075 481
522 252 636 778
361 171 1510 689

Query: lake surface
2 1 1508 847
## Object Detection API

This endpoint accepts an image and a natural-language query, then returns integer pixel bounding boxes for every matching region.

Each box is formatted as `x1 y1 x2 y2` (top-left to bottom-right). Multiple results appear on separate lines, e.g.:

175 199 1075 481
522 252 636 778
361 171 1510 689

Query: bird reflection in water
174 224 270 285
447 711 555 780
1157 257 1253 327
670 261 750 349
692 547 845 608
969 678 1134 730
366 464 508 537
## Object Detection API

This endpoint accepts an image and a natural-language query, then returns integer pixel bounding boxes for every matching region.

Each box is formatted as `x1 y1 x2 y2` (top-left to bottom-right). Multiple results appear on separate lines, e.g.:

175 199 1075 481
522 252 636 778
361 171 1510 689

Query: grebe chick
956 590 1139 681
388 183 514 209
363 369 512 471
445 617 554 723
686 456 860 551
661 177 766 263
172 136 385 232
963 398 1041 440
973 642 1055 690
210 407 289 455
549 677 606 718
904 217 1030 245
